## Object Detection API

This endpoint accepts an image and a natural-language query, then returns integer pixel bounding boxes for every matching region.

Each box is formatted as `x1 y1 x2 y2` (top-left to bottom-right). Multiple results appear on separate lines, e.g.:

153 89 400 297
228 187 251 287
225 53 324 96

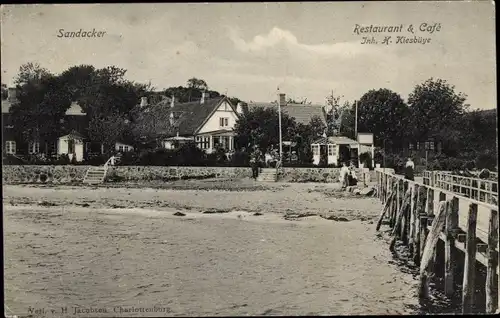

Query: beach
3 181 419 316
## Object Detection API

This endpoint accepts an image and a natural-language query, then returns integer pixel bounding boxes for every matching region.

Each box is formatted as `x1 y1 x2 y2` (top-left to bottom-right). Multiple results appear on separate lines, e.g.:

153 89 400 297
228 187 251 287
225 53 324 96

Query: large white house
138 92 240 153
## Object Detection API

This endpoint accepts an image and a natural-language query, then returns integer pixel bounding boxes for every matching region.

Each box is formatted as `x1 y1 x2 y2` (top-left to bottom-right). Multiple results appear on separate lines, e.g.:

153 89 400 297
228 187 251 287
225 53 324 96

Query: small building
58 130 86 162
311 136 359 166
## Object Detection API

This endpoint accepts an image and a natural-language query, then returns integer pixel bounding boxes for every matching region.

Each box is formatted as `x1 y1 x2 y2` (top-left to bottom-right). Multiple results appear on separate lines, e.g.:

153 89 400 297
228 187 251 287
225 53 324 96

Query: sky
0 2 496 109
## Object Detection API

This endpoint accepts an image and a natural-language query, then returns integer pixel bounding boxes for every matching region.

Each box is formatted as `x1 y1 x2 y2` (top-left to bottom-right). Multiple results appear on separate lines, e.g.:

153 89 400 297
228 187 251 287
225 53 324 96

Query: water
5 206 419 317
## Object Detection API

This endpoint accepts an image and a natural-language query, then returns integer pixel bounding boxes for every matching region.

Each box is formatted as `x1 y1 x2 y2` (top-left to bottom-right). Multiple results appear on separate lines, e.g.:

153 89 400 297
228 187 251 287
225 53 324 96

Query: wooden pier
376 169 499 314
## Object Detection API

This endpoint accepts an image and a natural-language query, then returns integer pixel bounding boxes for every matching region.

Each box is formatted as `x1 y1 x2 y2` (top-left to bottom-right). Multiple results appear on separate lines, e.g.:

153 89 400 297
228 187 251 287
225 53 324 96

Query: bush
476 151 498 171
83 153 108 166
70 153 78 165
56 154 70 165
230 149 250 167
359 152 373 169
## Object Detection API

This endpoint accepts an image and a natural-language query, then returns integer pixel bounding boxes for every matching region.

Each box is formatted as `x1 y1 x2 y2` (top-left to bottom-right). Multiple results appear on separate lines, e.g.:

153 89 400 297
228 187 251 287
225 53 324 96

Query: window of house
416 142 420 150
202 137 210 149
220 136 231 150
409 143 414 150
6 141 16 154
327 145 336 156
118 145 124 152
28 141 40 154
312 145 319 156
124 146 129 152
219 117 229 127
213 136 221 148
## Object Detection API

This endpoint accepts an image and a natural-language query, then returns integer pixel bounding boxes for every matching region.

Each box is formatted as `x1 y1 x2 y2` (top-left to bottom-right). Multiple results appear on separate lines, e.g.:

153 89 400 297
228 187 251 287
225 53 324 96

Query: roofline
193 96 238 135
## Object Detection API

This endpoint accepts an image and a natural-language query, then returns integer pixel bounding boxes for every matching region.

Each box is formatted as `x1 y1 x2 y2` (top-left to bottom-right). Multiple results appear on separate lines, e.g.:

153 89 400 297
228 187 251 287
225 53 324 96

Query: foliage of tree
1 83 8 100
356 89 410 149
233 106 298 153
10 68 72 143
407 78 469 154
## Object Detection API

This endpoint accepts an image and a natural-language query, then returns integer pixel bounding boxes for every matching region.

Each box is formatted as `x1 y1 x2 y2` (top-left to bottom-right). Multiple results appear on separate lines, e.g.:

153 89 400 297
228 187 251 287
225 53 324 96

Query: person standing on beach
250 145 262 180
405 157 415 181
339 162 349 188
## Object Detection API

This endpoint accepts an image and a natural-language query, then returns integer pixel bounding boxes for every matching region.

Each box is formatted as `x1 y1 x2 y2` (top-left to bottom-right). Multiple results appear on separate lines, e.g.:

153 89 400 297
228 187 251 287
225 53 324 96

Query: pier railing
376 169 499 314
423 171 498 205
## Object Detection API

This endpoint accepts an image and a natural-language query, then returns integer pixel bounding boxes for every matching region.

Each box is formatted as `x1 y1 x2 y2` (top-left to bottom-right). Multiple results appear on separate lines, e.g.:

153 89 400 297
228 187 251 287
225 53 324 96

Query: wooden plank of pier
462 203 478 314
419 201 447 299
486 209 499 313
444 196 459 297
375 169 499 313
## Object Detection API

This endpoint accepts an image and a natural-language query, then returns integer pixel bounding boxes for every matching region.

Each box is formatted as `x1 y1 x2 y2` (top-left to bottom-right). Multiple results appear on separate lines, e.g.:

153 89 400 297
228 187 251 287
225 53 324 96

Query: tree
286 97 312 105
325 94 351 136
164 79 220 103
187 77 208 90
14 62 52 86
10 69 72 144
1 83 7 100
234 106 298 153
407 78 469 154
356 89 410 149
290 116 325 165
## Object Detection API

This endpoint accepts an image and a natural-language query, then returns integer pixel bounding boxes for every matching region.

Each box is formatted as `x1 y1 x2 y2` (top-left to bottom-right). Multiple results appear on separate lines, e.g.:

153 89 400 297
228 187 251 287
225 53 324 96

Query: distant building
239 93 327 126
2 87 89 162
135 92 240 153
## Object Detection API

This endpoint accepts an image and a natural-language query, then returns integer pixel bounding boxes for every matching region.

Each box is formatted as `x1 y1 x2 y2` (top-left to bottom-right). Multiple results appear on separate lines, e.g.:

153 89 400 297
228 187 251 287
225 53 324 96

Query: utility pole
354 100 358 140
277 87 283 163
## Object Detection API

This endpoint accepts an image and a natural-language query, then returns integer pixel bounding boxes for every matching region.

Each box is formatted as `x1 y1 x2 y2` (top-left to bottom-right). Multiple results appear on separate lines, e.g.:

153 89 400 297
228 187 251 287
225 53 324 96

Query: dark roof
136 96 231 137
244 102 327 126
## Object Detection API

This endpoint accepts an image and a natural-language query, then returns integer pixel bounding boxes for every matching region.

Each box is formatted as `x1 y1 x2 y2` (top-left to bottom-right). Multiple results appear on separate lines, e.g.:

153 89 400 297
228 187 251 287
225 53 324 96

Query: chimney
170 95 175 108
169 112 174 126
201 91 209 104
7 87 17 101
236 102 244 115
279 93 286 106
140 96 148 107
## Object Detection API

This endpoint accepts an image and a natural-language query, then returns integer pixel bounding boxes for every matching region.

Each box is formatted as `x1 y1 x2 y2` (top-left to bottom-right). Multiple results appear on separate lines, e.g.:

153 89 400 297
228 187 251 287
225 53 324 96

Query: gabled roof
59 130 86 140
65 101 86 116
244 102 327 126
136 96 235 137
313 135 358 145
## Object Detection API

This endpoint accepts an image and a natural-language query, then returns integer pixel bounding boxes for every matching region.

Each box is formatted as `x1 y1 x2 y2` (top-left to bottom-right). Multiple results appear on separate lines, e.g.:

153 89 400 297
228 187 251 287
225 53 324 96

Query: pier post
462 203 478 314
444 196 459 297
412 184 421 265
419 201 447 299
486 209 499 313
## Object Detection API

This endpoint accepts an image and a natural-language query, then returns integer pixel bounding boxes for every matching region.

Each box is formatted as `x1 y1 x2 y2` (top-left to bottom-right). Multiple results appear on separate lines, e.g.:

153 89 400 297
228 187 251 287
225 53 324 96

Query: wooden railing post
462 203 478 314
444 196 459 297
409 183 418 255
420 201 447 299
486 209 499 313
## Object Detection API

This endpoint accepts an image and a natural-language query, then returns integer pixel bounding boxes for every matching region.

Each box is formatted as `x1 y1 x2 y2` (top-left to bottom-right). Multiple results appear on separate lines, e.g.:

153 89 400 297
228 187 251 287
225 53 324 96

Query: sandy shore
4 181 419 316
